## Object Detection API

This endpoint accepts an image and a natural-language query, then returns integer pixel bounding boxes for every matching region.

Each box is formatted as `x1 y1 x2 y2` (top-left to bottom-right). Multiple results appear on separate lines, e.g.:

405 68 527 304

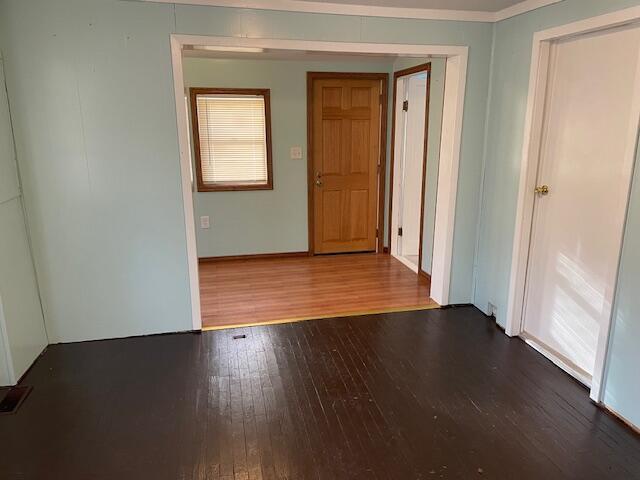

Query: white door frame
505 5 640 402
169 35 469 330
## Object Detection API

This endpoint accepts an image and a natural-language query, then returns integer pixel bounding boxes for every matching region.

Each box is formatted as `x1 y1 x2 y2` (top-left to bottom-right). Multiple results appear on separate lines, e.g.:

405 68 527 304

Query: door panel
322 120 342 174
351 120 370 174
311 77 382 254
523 25 640 379
349 190 369 240
322 190 342 241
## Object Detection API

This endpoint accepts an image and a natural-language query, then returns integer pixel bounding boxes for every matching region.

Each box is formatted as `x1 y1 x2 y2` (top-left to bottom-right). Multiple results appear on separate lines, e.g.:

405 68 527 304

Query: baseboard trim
198 251 310 263
601 404 640 437
522 333 592 388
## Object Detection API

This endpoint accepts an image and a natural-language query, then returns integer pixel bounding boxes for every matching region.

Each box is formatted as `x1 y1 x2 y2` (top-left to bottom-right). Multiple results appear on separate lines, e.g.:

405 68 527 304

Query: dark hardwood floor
1 306 639 479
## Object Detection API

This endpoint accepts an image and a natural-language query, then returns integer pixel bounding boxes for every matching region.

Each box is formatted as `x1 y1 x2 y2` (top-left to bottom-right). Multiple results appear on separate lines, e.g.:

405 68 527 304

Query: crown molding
138 0 564 23
493 0 562 21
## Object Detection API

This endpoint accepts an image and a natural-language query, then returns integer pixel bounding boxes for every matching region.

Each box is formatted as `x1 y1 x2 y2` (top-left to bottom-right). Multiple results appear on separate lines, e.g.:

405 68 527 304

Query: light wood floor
199 253 436 329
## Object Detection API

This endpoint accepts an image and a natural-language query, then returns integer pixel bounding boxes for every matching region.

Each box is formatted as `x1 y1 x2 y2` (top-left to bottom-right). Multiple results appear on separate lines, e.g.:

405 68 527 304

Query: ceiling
296 0 524 13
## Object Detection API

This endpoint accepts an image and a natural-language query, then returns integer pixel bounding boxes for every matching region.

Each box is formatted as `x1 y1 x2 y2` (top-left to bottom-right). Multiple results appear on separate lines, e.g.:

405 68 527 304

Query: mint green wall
0 0 493 344
0 0 191 343
474 0 640 428
0 56 47 384
184 57 395 258
603 133 640 429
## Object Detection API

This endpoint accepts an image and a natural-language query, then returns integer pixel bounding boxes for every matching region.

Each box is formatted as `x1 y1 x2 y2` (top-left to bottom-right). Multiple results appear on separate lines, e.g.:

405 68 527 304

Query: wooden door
309 75 384 254
522 25 640 382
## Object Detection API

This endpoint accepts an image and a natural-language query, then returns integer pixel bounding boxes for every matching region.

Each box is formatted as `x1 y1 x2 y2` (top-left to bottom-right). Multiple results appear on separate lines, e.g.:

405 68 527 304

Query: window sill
197 183 273 192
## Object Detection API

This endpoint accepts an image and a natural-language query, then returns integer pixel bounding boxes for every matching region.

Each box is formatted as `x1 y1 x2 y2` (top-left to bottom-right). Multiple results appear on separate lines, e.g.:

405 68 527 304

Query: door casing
306 72 388 255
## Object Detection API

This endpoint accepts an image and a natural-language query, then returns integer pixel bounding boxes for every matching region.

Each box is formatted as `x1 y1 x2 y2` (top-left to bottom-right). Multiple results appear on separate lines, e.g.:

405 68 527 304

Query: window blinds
196 94 268 185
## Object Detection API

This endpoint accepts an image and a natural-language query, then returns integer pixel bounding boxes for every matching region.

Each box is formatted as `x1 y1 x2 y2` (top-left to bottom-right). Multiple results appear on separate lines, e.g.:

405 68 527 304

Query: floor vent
232 334 247 340
0 386 32 415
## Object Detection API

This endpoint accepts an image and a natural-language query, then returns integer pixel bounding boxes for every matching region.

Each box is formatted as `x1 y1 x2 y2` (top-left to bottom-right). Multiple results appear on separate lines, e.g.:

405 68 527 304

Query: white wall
0 198 48 383
0 56 47 384
0 305 11 385
399 73 427 258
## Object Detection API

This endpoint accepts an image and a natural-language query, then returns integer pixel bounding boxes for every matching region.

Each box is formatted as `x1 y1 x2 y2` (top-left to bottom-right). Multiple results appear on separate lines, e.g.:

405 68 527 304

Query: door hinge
398 227 403 236
402 100 409 112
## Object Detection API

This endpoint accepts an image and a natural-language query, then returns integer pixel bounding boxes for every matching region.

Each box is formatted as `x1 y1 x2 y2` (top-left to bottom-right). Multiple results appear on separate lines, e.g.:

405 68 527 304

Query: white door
391 72 428 272
523 25 640 384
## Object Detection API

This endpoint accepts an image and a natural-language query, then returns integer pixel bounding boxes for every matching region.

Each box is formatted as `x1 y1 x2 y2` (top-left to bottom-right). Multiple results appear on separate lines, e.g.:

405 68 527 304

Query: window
190 88 273 191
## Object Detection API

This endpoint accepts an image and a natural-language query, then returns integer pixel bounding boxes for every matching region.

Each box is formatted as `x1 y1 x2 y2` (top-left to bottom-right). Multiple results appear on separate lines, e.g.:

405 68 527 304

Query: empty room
1 0 640 479
183 46 449 328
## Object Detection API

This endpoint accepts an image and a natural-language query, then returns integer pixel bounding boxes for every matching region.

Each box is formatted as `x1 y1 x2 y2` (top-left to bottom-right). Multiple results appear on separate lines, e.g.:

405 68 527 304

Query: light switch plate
290 146 303 160
200 216 210 229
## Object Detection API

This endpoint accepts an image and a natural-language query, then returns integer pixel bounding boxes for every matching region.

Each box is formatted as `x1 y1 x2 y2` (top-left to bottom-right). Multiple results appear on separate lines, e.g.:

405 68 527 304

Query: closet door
522 25 640 382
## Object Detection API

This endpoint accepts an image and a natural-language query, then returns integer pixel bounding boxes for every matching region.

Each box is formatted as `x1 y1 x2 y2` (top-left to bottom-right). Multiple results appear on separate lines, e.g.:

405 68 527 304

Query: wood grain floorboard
1 307 639 479
199 253 435 328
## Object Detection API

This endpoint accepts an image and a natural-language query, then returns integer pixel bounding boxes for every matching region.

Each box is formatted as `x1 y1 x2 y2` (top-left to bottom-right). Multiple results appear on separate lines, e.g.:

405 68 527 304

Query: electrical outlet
290 146 303 160
200 216 210 229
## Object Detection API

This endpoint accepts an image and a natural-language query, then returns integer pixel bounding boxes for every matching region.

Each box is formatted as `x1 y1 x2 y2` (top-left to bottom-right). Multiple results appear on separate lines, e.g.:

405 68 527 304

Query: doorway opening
170 36 469 330
389 63 442 280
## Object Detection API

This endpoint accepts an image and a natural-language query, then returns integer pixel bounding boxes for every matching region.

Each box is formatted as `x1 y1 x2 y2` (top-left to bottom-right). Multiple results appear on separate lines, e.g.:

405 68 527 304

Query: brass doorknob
315 179 322 186
534 185 550 195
